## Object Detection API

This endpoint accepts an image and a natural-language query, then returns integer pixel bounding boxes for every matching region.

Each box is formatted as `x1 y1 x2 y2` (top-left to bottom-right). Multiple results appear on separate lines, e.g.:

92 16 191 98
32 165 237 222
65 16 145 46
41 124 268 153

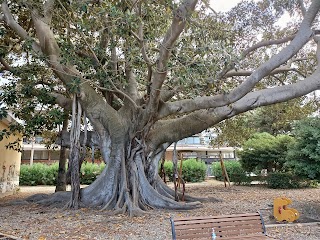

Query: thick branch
124 65 139 102
43 0 55 23
0 56 11 71
152 69 320 147
1 1 41 53
242 35 296 59
217 35 296 80
158 0 320 119
145 0 198 116
227 0 319 103
50 93 72 110
314 35 320 64
298 0 307 17
224 67 298 78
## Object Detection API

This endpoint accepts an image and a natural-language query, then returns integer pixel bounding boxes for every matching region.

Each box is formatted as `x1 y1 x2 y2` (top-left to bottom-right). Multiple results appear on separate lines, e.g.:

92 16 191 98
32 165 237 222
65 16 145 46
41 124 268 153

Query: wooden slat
174 215 261 226
176 233 273 240
175 218 262 228
175 222 263 235
176 231 211 239
174 212 260 221
176 227 264 238
218 228 265 237
171 212 274 240
175 217 261 229
216 234 273 239
175 222 262 236
215 222 263 233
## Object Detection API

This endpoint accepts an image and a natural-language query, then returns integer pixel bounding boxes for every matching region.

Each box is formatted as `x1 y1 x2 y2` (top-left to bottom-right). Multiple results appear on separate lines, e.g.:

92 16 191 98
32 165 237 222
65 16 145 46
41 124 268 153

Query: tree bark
55 117 68 192
55 146 67 192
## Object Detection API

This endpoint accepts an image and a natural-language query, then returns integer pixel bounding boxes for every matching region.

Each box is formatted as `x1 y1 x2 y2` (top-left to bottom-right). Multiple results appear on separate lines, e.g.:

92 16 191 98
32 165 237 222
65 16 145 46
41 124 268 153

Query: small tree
286 117 320 180
239 132 294 173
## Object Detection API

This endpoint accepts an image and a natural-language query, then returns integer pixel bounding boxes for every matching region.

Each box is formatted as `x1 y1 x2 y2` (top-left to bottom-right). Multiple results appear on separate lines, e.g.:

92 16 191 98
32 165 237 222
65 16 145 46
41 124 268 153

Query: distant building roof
1 111 18 126
166 144 235 152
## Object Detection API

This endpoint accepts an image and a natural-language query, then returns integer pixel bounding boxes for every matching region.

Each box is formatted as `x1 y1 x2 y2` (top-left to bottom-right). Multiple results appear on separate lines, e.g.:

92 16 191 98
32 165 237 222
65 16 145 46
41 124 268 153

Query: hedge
212 161 251 185
266 172 301 189
160 159 207 183
19 162 106 186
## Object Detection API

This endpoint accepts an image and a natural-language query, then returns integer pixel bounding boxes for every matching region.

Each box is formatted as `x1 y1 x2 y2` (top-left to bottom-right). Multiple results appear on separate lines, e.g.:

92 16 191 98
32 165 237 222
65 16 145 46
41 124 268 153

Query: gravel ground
0 181 320 240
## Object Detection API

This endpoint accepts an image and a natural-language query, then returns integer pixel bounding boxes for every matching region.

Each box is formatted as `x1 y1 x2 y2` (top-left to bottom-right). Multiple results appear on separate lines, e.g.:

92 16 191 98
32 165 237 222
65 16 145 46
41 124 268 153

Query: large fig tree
1 0 320 215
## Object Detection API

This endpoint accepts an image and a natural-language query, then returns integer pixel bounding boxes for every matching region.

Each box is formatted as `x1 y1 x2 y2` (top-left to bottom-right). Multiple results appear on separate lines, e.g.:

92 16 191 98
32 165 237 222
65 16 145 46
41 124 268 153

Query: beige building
164 135 236 176
21 137 61 165
165 135 236 163
165 145 236 164
0 113 22 197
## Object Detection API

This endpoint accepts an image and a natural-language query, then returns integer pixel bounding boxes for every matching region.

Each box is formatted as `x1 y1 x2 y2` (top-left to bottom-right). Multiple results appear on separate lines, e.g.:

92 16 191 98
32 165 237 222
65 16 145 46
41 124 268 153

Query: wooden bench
170 212 276 239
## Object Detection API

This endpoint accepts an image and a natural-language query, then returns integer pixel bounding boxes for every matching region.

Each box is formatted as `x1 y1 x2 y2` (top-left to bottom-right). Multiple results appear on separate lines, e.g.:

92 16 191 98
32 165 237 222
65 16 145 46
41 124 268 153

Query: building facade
21 137 61 164
0 113 22 197
164 134 236 176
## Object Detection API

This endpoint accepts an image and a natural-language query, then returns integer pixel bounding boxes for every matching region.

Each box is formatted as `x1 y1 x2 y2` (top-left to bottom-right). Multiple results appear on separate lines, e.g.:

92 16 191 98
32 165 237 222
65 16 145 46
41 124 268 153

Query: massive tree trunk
77 112 204 216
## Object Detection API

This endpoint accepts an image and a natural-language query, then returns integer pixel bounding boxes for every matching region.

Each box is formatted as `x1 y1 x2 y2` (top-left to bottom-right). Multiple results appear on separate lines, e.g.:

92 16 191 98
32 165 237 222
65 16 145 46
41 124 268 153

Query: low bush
182 159 206 182
266 172 301 189
20 162 106 186
160 159 206 182
19 163 58 186
80 162 106 184
212 161 251 185
161 160 173 180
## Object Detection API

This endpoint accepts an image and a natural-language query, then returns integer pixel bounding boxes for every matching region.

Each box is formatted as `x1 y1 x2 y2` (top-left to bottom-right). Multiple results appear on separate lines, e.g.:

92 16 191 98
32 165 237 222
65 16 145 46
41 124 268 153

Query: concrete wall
0 120 22 197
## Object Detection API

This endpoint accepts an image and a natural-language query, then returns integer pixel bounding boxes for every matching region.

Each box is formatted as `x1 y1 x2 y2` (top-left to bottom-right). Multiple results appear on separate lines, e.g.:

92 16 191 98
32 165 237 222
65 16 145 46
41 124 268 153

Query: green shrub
267 172 301 189
212 161 251 185
19 163 58 186
160 159 206 183
160 161 173 181
80 162 106 184
20 162 106 186
182 159 206 182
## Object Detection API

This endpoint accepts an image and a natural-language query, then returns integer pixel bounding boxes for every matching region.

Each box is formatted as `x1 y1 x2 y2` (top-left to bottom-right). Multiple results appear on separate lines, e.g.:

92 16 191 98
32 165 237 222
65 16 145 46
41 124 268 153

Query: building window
180 136 201 145
223 152 234 159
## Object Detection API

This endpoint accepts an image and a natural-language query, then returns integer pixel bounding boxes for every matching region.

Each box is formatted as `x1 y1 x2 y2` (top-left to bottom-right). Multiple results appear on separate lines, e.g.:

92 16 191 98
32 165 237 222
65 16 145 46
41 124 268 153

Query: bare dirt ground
0 180 320 240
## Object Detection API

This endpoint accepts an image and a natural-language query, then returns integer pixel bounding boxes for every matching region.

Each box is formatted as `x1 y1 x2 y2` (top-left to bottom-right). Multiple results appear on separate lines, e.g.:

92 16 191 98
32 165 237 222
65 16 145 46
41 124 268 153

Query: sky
211 0 290 26
210 0 248 12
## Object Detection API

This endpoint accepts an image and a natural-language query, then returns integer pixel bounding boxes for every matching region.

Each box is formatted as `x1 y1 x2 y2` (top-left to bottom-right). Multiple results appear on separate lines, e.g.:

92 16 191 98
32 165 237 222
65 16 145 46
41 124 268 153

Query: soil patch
1 180 320 240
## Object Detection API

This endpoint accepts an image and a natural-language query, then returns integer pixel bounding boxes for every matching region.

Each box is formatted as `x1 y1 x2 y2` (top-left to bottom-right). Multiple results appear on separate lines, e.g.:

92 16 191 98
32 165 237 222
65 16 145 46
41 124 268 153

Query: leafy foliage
212 161 250 185
19 162 105 186
20 163 59 186
266 172 301 189
213 98 316 147
239 132 294 172
181 159 207 182
250 99 316 135
161 159 206 183
285 117 320 180
80 162 106 185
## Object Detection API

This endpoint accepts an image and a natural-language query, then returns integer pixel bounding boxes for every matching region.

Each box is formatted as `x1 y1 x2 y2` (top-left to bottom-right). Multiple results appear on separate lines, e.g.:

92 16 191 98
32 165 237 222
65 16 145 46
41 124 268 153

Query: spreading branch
217 35 296 80
145 0 198 117
158 0 320 119
224 67 298 78
152 68 320 147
